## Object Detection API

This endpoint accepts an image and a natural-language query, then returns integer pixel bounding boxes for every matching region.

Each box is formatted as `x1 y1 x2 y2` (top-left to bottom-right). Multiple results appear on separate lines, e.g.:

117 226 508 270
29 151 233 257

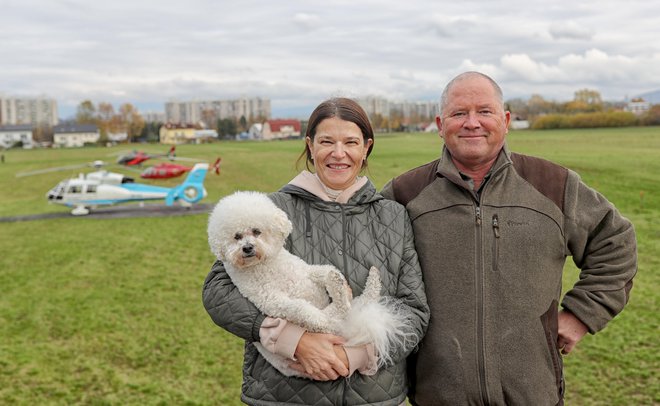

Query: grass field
1 127 658 405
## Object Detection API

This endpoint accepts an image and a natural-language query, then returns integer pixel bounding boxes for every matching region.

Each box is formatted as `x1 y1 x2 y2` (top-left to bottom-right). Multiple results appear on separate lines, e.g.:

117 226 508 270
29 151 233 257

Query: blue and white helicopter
46 163 210 216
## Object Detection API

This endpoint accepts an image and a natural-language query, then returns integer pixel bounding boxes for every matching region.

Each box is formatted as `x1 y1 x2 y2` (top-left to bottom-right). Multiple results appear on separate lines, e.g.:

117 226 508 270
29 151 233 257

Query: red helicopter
116 146 177 166
140 157 221 179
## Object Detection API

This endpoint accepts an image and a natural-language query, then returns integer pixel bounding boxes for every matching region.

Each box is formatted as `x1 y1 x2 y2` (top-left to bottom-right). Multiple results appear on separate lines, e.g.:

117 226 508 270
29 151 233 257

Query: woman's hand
289 332 349 380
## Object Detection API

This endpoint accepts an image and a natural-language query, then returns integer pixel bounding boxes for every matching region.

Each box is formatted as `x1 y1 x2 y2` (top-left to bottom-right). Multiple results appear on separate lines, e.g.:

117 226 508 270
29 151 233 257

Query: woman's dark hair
297 97 375 171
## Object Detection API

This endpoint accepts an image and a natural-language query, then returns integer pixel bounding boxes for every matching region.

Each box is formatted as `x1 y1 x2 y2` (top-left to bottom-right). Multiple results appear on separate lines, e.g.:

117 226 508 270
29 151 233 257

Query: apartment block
165 97 271 125
0 95 59 127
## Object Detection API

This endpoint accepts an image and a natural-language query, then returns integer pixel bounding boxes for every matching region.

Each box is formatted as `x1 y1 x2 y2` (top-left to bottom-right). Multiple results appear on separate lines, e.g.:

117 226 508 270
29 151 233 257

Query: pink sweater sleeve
259 317 305 359
344 343 378 376
260 317 378 376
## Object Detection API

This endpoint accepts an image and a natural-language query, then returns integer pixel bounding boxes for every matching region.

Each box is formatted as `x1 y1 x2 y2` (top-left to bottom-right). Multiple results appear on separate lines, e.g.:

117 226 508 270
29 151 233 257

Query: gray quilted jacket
203 179 429 405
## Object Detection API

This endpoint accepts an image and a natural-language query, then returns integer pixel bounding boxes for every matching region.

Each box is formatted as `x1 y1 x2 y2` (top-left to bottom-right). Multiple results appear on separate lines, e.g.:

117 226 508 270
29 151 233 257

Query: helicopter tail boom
165 163 209 205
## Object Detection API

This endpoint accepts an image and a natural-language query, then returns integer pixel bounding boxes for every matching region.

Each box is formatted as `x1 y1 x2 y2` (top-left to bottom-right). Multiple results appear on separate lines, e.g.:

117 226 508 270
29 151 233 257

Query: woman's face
306 116 373 190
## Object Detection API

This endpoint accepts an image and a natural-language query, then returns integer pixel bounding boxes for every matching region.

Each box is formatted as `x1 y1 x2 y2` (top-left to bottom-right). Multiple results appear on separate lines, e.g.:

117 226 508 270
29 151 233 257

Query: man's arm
561 171 637 334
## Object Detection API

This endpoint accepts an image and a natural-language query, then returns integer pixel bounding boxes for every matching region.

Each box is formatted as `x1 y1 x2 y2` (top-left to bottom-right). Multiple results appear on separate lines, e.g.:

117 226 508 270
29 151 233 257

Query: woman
202 98 429 405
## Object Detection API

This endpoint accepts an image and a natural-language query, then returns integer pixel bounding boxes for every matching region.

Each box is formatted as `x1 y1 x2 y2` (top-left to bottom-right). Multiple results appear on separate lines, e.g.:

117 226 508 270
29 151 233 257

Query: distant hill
636 89 660 104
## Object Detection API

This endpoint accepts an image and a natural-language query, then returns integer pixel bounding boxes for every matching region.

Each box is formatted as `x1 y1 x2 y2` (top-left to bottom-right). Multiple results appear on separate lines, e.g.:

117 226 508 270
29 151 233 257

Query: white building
0 124 34 149
0 95 59 127
53 124 100 148
247 123 263 139
107 132 128 143
357 96 391 118
625 98 651 115
193 129 219 143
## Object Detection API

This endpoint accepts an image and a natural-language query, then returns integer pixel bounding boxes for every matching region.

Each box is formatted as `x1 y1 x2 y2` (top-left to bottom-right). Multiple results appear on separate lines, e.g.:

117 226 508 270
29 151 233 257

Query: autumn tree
76 100 97 124
564 89 603 113
200 109 217 130
118 103 145 142
641 104 660 126
95 103 115 137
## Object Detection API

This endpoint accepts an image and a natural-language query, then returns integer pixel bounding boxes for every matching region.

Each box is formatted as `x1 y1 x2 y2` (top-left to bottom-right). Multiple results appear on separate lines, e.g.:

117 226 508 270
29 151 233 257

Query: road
0 203 213 222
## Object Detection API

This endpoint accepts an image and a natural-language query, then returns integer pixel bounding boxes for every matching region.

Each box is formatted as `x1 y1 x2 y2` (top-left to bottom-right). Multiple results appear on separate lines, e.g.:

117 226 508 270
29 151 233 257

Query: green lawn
1 127 658 405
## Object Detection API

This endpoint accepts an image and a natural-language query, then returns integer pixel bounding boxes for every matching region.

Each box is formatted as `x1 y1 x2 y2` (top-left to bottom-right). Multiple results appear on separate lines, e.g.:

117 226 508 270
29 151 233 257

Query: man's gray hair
439 71 504 115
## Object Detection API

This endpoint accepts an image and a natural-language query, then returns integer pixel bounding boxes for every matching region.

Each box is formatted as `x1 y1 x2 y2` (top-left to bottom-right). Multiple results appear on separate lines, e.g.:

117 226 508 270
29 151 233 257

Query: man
381 71 637 405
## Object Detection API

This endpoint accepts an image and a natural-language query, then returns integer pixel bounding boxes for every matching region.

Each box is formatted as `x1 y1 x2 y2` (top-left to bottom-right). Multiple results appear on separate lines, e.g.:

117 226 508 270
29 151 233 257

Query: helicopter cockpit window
68 185 82 194
86 185 97 193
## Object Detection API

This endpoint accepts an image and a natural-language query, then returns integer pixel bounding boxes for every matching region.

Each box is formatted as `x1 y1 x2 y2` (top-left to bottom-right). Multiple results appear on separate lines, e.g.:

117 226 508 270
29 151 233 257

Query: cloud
549 21 594 40
1 0 659 118
293 13 321 30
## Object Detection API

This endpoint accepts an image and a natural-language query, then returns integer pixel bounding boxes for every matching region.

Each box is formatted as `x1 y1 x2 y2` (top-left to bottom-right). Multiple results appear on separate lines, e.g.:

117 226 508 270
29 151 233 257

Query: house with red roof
261 119 301 140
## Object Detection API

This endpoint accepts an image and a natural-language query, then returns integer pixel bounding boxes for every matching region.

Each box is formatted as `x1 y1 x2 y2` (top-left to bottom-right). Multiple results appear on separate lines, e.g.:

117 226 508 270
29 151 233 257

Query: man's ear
436 115 443 138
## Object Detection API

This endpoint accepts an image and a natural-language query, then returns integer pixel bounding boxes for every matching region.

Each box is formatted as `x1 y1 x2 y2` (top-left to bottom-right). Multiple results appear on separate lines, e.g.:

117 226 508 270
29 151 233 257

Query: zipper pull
475 206 482 225
492 214 500 238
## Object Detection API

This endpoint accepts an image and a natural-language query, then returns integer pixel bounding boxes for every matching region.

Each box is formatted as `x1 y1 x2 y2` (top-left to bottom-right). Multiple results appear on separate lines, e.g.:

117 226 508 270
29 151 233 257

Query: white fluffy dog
207 191 411 377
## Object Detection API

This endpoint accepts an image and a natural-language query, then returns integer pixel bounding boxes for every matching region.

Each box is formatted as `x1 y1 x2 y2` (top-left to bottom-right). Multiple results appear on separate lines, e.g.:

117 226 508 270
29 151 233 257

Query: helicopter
115 146 197 166
46 163 210 216
140 157 221 179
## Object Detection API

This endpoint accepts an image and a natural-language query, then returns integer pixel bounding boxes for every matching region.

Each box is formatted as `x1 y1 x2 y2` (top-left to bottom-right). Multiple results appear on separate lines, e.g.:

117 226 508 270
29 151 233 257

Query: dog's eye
234 233 242 240
252 228 261 236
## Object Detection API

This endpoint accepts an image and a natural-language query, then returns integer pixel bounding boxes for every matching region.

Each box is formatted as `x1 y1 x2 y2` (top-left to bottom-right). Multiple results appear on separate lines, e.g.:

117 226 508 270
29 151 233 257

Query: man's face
437 76 511 171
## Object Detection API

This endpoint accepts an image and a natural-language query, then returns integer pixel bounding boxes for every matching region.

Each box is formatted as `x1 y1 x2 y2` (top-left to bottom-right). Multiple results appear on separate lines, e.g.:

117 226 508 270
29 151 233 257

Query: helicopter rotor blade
15 161 110 177
168 156 199 162
16 163 91 177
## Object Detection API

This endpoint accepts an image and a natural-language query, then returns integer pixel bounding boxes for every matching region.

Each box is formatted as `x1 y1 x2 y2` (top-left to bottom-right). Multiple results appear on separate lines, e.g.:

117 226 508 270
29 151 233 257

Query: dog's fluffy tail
341 296 415 367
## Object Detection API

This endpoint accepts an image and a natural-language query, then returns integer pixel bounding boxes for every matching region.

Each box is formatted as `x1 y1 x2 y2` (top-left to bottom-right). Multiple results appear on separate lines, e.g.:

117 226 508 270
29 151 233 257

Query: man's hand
557 310 589 355
289 332 349 380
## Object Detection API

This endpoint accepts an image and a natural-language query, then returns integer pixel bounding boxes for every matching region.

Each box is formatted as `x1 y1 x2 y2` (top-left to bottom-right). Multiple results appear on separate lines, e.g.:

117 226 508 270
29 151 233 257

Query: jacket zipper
340 204 349 406
339 204 348 277
475 204 490 405
492 214 500 273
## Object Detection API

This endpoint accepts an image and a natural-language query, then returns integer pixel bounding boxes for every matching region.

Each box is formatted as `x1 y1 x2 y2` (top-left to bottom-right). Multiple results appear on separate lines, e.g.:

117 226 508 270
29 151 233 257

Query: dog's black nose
242 243 255 256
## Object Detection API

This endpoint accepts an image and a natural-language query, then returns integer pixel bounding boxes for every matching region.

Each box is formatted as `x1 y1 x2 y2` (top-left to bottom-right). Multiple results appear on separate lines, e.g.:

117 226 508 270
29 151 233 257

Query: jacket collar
279 171 382 205
436 143 513 189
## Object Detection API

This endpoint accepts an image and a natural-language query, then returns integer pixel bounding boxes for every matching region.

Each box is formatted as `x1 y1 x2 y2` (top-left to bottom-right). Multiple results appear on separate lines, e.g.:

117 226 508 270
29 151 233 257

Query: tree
96 103 115 137
567 89 603 113
76 100 97 124
370 113 386 131
641 104 660 126
216 118 237 139
574 89 602 105
200 109 217 130
527 94 557 116
141 121 163 142
505 98 529 119
118 103 145 142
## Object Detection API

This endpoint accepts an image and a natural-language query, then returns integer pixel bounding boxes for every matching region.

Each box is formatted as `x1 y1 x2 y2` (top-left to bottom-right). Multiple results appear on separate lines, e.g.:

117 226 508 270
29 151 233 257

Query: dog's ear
273 208 293 239
207 233 227 261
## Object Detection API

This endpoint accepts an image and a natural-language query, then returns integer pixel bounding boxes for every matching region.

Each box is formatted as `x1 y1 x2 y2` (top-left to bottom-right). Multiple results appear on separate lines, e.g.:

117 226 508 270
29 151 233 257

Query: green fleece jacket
381 144 637 406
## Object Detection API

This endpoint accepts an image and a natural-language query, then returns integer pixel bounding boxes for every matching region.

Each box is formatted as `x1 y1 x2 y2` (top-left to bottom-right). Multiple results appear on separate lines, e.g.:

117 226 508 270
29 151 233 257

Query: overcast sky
2 0 659 119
